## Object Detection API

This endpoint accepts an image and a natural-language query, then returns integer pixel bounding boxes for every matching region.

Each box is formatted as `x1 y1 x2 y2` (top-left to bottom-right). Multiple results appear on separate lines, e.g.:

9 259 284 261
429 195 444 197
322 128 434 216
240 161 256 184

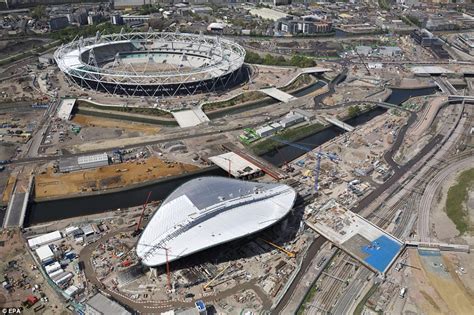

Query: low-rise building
49 16 69 30
275 16 333 35
85 293 132 315
256 125 276 138
279 113 305 128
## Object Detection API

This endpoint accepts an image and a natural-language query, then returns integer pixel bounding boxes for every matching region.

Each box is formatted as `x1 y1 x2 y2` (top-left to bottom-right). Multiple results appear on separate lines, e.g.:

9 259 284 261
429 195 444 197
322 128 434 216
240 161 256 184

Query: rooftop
306 199 404 275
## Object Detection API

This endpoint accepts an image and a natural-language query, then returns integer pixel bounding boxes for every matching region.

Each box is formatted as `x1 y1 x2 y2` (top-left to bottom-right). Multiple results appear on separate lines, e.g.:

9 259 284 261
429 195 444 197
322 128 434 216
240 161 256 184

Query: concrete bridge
336 100 414 112
448 95 474 103
260 87 296 103
3 174 34 228
433 77 457 95
405 240 470 253
324 117 355 132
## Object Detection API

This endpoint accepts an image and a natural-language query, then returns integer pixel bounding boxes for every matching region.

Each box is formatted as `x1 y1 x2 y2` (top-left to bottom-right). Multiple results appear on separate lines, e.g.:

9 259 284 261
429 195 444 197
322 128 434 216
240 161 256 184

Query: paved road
80 228 274 313
272 236 327 314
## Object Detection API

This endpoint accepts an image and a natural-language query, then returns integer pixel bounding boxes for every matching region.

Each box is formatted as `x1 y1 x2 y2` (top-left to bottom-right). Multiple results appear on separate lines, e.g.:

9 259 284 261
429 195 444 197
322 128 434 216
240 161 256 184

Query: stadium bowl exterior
54 32 247 97
136 177 297 267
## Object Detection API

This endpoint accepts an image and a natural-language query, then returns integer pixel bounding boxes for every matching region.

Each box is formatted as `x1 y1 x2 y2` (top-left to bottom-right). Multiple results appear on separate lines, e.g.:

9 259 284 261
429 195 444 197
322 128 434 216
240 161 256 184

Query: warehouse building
35 245 55 264
59 153 109 173
279 112 305 128
86 293 131 315
28 231 63 249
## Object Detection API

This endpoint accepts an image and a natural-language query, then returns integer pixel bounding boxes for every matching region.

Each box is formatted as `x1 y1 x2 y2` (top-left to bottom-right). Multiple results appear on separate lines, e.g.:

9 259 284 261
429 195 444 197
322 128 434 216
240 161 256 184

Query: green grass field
250 122 324 156
445 168 474 235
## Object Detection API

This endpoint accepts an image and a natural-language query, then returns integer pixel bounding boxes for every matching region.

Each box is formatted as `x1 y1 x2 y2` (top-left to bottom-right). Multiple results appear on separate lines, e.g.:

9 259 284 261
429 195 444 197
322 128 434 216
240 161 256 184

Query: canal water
25 87 438 225
207 79 327 120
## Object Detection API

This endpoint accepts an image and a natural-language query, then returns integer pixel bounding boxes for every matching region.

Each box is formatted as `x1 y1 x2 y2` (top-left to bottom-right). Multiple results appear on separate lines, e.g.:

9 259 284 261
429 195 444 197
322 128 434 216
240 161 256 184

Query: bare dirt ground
72 114 160 135
395 96 447 164
403 249 474 315
0 230 66 314
1 173 16 204
35 156 199 199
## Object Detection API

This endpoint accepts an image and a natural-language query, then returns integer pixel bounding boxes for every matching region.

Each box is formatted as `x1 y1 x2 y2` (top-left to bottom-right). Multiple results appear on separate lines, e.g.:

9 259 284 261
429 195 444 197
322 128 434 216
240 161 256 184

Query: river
25 87 438 225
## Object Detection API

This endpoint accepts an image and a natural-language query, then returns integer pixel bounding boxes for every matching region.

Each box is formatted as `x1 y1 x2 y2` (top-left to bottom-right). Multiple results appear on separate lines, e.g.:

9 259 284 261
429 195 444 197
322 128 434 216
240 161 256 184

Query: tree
348 105 362 118
32 5 46 20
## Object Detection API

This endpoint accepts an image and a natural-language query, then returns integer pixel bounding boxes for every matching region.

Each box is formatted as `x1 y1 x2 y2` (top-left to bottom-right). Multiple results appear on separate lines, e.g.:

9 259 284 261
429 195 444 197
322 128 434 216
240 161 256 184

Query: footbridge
260 87 296 103
448 95 474 103
405 240 470 253
324 117 355 132
336 100 413 112
3 174 34 228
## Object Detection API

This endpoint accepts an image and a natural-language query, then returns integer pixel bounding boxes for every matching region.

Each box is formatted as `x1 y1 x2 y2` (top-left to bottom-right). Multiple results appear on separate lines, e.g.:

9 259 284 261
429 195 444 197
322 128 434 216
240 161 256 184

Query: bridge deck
260 87 296 103
324 117 355 132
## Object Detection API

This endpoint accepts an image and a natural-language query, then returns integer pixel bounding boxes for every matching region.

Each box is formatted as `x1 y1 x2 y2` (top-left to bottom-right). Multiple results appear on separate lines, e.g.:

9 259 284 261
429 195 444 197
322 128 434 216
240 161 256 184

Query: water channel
25 86 438 225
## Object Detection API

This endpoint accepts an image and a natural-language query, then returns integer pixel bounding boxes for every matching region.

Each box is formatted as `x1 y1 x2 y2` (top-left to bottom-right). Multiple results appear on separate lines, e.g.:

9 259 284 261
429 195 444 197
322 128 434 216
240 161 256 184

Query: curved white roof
136 177 296 267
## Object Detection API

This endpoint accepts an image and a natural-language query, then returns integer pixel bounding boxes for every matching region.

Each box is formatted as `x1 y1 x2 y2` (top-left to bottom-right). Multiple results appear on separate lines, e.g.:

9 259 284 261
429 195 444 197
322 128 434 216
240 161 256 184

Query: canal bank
25 86 439 226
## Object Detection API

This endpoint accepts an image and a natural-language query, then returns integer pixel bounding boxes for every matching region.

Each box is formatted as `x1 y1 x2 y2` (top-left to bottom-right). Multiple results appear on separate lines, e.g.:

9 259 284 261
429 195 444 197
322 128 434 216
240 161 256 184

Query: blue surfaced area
361 235 402 273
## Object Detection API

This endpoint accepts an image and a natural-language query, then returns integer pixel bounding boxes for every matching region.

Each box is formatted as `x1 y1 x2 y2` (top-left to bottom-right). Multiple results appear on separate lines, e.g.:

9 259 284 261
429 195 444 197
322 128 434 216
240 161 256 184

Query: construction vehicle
259 238 295 258
202 262 232 291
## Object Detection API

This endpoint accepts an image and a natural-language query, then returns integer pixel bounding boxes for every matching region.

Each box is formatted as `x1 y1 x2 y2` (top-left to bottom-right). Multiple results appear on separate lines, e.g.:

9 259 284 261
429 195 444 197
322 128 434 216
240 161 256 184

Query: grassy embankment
445 168 474 234
250 122 324 156
201 91 267 112
201 74 315 113
75 100 178 126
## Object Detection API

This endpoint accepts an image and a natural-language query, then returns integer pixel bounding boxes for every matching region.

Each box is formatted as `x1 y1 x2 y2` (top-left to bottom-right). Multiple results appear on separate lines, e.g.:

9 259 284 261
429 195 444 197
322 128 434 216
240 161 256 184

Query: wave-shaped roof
136 177 296 266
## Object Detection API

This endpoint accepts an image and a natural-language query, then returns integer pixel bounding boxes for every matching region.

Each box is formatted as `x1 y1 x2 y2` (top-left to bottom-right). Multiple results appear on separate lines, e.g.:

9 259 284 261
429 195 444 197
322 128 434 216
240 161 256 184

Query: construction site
1 22 474 315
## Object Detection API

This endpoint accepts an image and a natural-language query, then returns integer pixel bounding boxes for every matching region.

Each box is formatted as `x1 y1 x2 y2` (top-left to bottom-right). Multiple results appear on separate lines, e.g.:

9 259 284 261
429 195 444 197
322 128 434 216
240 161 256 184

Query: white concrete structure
57 98 76 120
136 177 296 266
35 245 54 263
260 87 296 103
209 152 262 178
411 66 454 75
324 117 355 132
172 108 210 128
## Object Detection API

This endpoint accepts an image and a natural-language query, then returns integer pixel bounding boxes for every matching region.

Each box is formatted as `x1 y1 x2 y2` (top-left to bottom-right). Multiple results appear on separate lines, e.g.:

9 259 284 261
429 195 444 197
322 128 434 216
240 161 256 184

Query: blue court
361 235 403 273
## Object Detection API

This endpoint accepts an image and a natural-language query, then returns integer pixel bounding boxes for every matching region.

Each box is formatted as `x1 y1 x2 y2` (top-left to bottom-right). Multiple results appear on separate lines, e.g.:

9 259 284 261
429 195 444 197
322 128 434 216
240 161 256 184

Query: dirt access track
35 156 199 199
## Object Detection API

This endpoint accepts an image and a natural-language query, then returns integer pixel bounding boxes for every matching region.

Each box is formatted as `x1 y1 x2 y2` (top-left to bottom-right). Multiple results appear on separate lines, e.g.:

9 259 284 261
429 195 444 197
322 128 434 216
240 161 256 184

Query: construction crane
203 262 232 291
354 49 371 75
271 137 340 193
132 191 152 237
259 238 296 258
164 247 172 291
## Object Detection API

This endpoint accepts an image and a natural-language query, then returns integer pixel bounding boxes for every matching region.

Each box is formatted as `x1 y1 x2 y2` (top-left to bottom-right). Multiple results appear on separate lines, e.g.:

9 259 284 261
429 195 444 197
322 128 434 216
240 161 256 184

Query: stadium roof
136 177 296 266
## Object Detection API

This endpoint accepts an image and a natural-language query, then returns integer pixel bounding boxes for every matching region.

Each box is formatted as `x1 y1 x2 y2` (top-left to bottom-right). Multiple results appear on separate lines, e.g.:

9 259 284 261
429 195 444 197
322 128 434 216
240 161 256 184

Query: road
80 228 274 313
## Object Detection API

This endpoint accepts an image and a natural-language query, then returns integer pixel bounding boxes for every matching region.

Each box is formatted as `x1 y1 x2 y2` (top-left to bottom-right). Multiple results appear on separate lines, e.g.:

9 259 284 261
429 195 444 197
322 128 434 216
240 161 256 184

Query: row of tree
245 51 316 68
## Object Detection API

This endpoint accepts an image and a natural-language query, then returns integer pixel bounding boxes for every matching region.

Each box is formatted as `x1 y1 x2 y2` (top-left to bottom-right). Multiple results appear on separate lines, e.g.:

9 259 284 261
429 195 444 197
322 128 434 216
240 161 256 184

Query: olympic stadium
54 31 247 97
136 177 297 267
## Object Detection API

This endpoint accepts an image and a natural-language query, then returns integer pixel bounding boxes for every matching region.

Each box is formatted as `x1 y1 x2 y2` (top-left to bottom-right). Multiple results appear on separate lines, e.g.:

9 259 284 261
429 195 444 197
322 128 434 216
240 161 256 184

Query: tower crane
271 137 340 193
132 191 152 237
